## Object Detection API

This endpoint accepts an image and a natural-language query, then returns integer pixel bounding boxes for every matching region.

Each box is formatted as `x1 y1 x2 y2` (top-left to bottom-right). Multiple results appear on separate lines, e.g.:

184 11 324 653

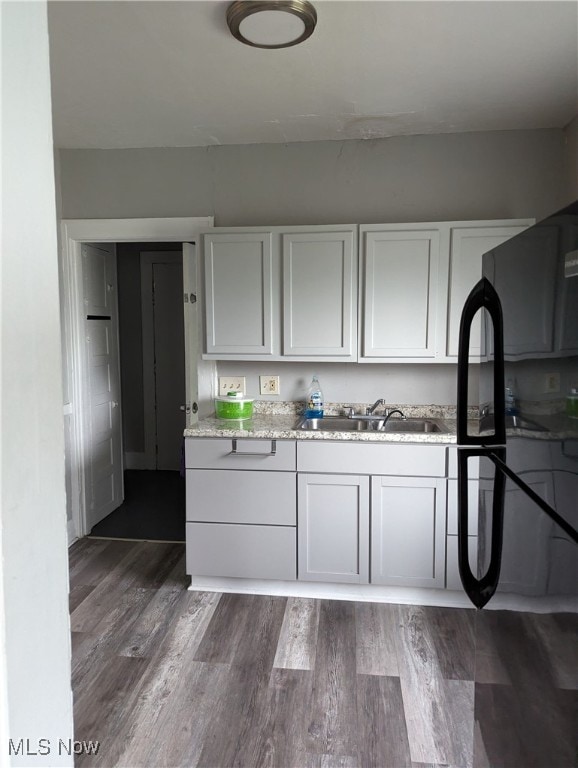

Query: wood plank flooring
69 539 577 768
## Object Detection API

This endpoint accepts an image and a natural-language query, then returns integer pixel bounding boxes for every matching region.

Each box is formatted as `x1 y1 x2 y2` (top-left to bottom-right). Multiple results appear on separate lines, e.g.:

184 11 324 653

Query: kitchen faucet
383 408 406 424
346 400 406 425
366 398 386 415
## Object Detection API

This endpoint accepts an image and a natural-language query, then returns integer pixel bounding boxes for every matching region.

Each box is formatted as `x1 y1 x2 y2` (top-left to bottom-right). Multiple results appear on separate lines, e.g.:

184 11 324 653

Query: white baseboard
188 576 476 609
124 452 148 470
67 518 78 547
187 576 578 613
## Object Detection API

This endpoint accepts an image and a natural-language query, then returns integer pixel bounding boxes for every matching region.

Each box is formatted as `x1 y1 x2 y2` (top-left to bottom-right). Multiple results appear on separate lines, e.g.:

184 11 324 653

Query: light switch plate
544 372 560 394
219 376 246 396
259 375 280 395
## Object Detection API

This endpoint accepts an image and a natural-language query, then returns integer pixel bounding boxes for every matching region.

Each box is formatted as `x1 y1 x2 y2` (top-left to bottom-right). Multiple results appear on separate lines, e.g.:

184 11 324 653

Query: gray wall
59 128 567 225
218 361 479 407
58 128 571 409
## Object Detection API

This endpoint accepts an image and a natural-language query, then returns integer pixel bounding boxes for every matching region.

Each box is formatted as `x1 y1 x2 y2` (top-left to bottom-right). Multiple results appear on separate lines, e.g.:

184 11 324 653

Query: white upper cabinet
202 218 537 363
360 225 441 361
360 219 533 363
204 231 275 356
202 225 357 361
283 230 356 359
444 222 533 361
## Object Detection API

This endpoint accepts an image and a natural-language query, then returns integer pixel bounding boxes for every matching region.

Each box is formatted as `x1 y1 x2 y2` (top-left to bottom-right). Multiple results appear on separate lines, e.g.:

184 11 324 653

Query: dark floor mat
89 470 185 541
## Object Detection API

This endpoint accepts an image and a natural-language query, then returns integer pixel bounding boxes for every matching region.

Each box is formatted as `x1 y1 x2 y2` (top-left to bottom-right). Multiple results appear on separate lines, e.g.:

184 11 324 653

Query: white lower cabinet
186 439 464 593
297 474 369 583
481 472 555 596
185 438 297 581
371 476 447 588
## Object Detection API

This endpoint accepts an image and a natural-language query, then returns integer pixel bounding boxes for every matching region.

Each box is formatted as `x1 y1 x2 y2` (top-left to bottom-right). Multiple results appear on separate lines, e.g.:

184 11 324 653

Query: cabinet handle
229 439 277 457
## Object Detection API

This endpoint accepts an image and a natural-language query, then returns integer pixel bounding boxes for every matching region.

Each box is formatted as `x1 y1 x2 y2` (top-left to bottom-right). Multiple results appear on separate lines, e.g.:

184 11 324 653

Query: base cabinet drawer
186 522 296 580
297 441 446 477
186 469 296 525
186 438 296 471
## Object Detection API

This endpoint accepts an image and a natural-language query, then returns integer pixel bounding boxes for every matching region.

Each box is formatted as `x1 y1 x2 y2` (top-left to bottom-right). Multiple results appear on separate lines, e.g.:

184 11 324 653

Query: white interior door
82 243 123 529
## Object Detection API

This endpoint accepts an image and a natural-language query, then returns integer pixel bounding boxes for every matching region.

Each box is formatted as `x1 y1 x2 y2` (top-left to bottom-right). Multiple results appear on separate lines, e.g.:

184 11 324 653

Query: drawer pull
229 439 277 457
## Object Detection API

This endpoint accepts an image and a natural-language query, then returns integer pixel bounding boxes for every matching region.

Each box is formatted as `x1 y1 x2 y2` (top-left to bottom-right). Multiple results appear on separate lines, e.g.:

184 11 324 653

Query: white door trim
61 217 213 540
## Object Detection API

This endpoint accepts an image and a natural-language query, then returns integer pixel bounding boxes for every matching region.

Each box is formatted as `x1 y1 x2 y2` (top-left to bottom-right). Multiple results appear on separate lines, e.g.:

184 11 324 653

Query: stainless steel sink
505 414 547 432
382 418 448 433
294 416 374 432
294 416 449 434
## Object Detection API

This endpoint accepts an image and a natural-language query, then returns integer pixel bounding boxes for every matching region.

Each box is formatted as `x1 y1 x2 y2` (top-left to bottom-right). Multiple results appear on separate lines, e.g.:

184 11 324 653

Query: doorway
60 217 215 544
90 243 187 541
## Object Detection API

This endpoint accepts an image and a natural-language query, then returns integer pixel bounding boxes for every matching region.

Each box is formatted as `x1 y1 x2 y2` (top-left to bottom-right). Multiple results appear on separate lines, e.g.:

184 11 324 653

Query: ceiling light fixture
227 1 317 49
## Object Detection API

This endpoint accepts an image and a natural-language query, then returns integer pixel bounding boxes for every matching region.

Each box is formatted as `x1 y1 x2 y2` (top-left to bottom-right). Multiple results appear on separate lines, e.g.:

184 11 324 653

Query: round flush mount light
227 1 317 49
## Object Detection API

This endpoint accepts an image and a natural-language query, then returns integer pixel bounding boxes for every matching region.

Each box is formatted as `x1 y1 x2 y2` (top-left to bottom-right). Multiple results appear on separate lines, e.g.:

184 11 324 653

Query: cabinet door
446 225 530 360
491 226 558 358
361 227 440 360
298 474 369 583
371 476 446 588
479 472 554 596
204 232 275 356
283 230 356 359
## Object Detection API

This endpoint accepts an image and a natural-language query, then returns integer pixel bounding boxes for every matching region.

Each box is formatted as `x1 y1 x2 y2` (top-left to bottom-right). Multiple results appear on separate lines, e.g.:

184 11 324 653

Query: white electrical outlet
544 372 560 394
219 376 246 396
259 375 280 395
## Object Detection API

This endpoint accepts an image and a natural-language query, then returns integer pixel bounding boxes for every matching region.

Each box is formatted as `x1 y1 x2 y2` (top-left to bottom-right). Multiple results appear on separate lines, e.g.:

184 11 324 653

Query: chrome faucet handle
346 407 355 418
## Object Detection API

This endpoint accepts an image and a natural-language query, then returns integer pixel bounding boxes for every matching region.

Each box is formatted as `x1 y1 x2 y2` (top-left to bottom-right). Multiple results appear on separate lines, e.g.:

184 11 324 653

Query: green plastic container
215 393 254 420
566 389 578 419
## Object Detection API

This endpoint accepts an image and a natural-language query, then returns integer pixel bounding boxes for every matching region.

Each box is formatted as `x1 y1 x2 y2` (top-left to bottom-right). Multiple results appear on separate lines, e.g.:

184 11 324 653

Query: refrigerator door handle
458 447 506 608
457 278 506 446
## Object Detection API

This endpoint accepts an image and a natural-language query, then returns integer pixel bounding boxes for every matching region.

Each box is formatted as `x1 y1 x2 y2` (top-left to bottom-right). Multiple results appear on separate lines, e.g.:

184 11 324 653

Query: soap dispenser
505 379 519 416
305 375 324 418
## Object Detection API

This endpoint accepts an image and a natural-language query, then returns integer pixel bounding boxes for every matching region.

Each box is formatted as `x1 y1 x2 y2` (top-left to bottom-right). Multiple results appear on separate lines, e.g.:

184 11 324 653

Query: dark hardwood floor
69 538 578 768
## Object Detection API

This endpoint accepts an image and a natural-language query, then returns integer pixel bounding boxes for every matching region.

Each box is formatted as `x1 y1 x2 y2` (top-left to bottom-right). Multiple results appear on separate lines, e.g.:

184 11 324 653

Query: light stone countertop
183 402 578 444
184 415 458 443
184 405 461 444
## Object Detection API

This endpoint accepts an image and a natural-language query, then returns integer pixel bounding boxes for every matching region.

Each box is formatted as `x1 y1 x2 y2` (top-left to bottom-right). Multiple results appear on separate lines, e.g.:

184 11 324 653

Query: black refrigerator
456 201 578 765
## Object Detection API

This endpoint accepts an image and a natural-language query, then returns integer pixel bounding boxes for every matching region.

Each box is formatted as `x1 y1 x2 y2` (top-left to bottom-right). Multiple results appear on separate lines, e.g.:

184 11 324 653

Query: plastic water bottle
505 379 519 416
305 375 324 418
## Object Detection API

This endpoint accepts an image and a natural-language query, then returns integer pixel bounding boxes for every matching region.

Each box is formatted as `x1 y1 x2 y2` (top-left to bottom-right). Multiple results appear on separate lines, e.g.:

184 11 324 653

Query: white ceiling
47 0 578 149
